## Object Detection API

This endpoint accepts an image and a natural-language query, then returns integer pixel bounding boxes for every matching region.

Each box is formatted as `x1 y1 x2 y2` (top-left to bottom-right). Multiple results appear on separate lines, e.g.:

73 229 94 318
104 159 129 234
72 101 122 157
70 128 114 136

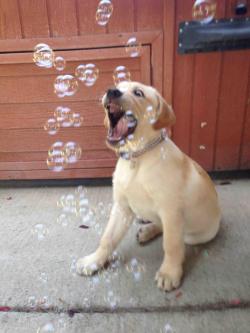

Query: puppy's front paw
155 265 182 291
76 252 105 276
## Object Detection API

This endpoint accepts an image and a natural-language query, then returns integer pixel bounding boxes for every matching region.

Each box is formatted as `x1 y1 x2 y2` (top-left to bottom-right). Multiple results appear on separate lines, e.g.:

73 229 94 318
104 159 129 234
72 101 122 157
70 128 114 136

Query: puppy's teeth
128 121 136 128
125 110 133 116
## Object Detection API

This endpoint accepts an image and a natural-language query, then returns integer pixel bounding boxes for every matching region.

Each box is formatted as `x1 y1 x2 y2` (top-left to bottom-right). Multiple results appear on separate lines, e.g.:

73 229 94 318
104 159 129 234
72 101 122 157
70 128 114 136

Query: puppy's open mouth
106 103 137 145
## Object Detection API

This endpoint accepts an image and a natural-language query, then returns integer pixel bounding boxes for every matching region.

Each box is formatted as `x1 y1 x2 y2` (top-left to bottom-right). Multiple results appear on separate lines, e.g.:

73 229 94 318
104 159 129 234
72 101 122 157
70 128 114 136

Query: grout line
2 301 250 316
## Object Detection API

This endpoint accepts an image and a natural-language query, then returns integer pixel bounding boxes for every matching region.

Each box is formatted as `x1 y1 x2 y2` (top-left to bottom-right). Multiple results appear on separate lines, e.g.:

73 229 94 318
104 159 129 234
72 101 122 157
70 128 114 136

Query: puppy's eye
133 89 144 98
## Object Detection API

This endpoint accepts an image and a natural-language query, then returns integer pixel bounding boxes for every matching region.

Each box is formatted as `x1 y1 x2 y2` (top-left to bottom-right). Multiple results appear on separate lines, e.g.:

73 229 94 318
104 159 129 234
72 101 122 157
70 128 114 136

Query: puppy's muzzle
104 88 137 145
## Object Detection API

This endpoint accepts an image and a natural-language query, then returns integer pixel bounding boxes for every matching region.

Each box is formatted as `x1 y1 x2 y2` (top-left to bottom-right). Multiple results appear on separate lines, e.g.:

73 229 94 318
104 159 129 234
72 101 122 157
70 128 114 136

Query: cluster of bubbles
44 106 83 135
33 44 84 172
33 44 66 71
57 186 91 227
75 63 99 87
47 141 82 172
56 186 112 238
96 0 113 26
192 0 217 24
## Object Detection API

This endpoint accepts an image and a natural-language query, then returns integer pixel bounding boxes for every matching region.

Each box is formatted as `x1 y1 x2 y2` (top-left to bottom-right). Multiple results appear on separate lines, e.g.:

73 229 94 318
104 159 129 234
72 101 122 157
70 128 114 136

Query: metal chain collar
118 130 167 161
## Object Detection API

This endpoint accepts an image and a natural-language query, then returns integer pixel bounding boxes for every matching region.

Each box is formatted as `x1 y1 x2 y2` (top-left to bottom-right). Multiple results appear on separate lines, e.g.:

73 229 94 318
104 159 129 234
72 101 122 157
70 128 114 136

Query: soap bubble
28 296 37 308
96 0 113 26
72 113 83 127
83 297 91 309
83 64 99 87
53 56 66 71
47 141 66 172
37 296 50 309
39 272 48 283
113 66 131 86
63 141 82 164
125 37 142 57
78 197 89 213
54 74 78 97
126 257 145 281
145 105 157 124
33 43 54 68
75 63 99 86
192 0 217 24
81 209 95 227
32 224 49 241
161 323 174 333
75 185 88 196
70 258 77 277
44 118 60 135
37 322 55 333
57 213 71 227
54 106 74 127
105 290 119 310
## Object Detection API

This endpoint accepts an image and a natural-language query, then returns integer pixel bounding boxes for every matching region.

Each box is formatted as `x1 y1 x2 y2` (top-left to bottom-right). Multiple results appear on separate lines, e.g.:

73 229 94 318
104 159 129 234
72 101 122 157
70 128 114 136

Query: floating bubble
28 296 37 308
96 0 113 26
47 141 66 172
72 113 83 127
63 141 82 164
81 209 95 227
161 323 174 333
33 224 49 241
54 106 74 128
126 257 145 281
105 290 119 310
39 272 48 283
33 43 54 68
53 56 66 71
70 258 77 277
37 296 50 309
125 37 142 57
75 63 99 87
145 105 157 124
108 251 122 275
57 194 66 208
83 297 91 309
84 64 99 87
113 66 131 86
54 75 78 98
192 0 217 24
75 185 88 196
96 201 106 216
37 322 55 333
44 118 60 135
57 213 71 227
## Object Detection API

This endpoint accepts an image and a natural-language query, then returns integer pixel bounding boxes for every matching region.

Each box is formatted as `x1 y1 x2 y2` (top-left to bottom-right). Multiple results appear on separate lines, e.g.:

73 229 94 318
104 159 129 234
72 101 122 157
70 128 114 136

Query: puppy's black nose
107 88 123 100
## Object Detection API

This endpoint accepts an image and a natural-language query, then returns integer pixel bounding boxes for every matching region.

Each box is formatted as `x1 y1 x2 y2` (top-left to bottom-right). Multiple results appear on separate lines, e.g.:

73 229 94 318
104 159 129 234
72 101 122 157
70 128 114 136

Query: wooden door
0 46 151 179
172 0 250 171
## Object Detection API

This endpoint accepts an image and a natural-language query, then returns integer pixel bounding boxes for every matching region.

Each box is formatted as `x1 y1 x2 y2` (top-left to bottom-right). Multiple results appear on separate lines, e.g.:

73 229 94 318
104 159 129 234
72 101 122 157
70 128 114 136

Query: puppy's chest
115 171 159 223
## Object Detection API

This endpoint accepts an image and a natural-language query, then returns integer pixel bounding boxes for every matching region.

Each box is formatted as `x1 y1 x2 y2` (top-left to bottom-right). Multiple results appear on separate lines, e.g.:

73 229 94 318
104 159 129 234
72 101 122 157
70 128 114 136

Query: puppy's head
102 81 175 152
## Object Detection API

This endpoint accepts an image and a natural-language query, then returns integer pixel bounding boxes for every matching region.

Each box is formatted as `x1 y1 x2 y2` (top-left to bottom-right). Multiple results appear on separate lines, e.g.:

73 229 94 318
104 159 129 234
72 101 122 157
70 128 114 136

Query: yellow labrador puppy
76 81 221 291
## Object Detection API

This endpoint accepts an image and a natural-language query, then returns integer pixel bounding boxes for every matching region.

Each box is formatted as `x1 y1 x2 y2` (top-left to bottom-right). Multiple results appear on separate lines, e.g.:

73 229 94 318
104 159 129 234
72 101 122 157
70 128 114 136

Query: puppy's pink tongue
113 117 128 139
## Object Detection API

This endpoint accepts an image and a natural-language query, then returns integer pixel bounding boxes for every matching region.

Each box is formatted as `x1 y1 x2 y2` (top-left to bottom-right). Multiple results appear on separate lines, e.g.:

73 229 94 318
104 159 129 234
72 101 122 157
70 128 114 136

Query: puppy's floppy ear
153 94 176 130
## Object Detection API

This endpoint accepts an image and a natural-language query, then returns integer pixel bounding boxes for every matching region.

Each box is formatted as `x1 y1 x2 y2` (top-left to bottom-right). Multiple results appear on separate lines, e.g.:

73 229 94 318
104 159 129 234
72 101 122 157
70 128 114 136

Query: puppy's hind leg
137 223 162 244
77 202 135 276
